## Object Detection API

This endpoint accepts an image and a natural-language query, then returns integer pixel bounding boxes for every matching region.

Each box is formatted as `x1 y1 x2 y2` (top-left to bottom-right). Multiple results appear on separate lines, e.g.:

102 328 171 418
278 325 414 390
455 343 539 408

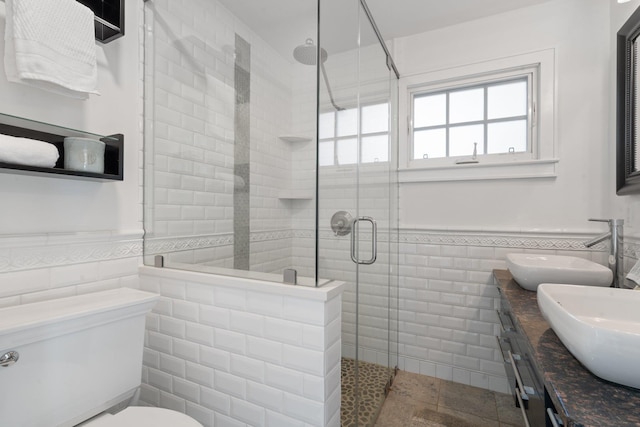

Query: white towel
0 133 59 167
4 0 99 99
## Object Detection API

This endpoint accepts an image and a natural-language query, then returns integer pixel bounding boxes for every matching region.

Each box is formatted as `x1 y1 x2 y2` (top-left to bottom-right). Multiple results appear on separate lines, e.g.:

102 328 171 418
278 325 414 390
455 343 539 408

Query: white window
319 102 389 167
399 49 557 182
412 75 530 161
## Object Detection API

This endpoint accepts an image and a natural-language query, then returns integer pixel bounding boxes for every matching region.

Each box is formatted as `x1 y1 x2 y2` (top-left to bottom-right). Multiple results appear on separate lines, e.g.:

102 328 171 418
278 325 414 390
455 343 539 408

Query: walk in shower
143 0 399 425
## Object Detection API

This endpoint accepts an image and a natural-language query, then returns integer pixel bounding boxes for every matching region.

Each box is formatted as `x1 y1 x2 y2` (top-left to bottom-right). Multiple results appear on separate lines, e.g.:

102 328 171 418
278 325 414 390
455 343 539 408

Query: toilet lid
84 407 202 427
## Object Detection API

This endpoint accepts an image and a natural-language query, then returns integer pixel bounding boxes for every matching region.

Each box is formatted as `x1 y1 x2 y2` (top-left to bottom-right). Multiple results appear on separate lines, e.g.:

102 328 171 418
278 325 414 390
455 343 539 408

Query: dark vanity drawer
497 285 546 427
498 335 545 427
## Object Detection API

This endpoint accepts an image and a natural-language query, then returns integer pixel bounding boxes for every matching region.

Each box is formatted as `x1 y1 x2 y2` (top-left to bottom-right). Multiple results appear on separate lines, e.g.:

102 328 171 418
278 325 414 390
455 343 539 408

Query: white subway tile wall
0 231 143 305
144 0 317 274
389 232 612 393
139 271 342 427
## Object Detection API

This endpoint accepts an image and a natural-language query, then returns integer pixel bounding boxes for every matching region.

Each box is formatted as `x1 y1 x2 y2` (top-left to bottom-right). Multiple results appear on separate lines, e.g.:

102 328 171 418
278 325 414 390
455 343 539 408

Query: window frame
410 72 533 165
398 49 557 182
318 100 391 168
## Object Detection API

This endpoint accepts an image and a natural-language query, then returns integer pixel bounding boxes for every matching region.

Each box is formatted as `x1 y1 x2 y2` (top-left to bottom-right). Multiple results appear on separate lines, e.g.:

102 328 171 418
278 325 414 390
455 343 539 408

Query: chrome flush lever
0 351 19 367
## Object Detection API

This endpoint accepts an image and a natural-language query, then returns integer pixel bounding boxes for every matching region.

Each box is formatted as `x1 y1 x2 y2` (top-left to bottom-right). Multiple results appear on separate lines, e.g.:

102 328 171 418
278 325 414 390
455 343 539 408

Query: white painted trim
139 265 345 301
398 48 556 182
399 158 559 182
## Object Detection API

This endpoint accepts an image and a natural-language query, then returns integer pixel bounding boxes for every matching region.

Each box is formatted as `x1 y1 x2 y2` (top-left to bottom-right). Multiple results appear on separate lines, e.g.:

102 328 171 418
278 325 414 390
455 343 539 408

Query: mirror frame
617 5 640 195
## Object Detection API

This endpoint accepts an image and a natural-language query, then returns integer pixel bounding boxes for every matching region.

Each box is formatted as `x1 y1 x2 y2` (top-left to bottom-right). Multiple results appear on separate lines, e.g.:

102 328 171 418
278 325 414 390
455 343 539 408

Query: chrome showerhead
293 38 328 65
293 38 343 111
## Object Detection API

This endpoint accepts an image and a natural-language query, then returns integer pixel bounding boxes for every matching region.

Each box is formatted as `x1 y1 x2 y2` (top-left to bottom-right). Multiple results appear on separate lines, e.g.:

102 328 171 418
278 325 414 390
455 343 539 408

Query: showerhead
293 38 328 65
293 38 343 111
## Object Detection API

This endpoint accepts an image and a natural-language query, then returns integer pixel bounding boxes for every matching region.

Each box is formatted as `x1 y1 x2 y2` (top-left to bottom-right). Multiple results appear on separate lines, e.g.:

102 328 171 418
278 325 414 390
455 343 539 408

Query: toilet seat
82 407 202 427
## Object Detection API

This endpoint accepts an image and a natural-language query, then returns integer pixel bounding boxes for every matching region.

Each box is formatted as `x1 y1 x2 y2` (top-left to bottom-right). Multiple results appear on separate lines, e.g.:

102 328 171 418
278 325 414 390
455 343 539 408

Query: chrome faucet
584 218 624 288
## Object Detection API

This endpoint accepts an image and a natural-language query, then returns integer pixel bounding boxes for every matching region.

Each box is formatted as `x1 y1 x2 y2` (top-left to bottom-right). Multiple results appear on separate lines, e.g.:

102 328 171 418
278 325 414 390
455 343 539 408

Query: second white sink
506 253 612 291
537 284 640 389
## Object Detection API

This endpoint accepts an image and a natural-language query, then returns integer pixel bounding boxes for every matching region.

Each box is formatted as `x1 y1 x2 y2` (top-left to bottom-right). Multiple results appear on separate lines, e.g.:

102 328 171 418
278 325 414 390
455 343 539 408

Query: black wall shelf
0 113 123 181
77 0 124 43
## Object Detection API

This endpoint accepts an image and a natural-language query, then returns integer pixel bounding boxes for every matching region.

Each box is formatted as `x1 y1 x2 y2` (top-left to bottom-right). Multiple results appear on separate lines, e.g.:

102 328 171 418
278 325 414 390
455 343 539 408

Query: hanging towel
4 0 100 99
0 134 59 167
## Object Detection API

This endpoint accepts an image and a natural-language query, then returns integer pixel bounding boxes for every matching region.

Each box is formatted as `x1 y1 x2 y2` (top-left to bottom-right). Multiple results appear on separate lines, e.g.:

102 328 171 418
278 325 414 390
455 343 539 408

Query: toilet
0 288 202 427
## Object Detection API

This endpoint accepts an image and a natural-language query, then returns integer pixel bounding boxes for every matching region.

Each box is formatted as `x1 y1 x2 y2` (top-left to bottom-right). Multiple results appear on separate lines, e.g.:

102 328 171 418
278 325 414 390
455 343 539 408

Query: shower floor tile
374 371 524 427
341 357 391 427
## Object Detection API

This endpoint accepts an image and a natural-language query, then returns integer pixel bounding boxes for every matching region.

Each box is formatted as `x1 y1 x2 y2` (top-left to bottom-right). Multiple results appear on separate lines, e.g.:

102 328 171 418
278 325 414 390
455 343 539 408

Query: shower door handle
350 217 377 265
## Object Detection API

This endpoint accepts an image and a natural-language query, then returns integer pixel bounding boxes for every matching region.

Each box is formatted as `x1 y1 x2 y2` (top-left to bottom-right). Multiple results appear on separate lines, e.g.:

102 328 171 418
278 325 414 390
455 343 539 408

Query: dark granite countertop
494 269 640 427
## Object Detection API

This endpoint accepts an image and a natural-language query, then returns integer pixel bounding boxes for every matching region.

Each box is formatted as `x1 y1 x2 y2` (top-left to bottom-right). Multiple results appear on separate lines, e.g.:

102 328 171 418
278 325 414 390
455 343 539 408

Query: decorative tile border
397 229 608 251
0 231 143 274
144 233 234 255
146 228 609 255
144 229 295 255
0 227 619 274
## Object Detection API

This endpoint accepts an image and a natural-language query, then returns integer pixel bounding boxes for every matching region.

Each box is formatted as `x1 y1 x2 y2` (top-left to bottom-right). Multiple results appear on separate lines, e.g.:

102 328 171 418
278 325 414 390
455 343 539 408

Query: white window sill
398 158 559 183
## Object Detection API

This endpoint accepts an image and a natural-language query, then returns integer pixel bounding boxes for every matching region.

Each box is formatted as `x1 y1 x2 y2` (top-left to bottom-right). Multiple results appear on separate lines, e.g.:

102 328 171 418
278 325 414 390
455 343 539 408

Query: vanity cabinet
494 270 640 427
496 282 552 427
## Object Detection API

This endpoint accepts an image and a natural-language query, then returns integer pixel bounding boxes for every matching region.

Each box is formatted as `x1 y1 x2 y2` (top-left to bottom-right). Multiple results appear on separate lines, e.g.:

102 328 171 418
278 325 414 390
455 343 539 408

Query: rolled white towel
0 133 59 168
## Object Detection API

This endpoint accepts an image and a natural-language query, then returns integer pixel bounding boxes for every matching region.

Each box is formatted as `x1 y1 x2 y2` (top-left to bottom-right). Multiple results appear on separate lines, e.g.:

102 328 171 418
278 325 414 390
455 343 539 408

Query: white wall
395 0 614 233
0 1 143 305
377 0 640 393
0 1 141 235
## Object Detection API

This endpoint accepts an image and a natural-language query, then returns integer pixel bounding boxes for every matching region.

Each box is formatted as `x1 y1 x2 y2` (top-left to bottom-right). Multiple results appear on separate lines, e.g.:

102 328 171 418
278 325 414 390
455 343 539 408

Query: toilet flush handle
0 351 19 367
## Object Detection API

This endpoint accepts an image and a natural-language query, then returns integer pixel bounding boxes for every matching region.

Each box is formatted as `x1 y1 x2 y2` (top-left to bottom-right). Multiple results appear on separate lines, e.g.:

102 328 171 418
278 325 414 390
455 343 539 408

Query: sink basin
506 253 612 291
537 284 640 389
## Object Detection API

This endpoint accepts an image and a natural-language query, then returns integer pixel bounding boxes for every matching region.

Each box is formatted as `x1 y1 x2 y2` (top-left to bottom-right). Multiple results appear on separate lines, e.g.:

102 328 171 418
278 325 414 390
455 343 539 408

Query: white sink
506 253 612 291
537 284 640 389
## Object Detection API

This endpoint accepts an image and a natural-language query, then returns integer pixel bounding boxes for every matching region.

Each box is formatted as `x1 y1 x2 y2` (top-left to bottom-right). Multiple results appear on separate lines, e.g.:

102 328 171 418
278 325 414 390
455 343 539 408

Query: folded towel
4 0 99 99
0 134 59 167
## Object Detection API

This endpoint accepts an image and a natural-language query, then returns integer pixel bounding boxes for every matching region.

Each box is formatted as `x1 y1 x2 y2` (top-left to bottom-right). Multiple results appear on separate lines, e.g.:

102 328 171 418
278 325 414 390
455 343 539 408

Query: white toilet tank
0 288 158 427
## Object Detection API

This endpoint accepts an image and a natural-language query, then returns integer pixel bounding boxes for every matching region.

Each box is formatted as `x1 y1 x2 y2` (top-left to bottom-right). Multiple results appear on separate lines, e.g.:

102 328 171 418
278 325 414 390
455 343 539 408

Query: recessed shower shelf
0 112 123 181
278 135 313 143
278 190 314 200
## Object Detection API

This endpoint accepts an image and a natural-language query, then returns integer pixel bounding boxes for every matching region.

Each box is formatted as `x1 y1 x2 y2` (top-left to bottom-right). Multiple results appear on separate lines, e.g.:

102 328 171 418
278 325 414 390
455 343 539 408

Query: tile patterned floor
374 371 525 427
341 358 392 427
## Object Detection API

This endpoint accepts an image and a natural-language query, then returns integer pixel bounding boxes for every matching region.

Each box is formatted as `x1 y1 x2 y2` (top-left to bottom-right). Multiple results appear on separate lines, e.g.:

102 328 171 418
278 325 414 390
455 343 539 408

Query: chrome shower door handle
350 216 377 265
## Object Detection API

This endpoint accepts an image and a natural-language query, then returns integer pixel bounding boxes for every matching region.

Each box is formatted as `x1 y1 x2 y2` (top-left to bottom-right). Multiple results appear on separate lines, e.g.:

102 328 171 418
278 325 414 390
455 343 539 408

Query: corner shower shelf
278 190 314 200
0 113 123 181
278 135 312 144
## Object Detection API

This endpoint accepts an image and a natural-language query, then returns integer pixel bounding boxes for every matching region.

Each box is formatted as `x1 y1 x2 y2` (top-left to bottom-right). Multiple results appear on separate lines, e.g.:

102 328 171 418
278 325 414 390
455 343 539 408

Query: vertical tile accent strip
234 34 251 270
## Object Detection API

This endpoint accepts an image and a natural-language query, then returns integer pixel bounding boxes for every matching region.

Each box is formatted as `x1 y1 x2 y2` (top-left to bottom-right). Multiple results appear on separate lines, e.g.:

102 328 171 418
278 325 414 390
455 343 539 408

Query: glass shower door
318 0 398 425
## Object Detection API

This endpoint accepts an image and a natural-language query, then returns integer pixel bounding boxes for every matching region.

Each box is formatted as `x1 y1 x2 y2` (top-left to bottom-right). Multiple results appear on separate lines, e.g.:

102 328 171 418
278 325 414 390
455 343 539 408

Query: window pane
487 120 527 154
414 94 446 128
337 138 358 165
319 140 334 166
361 135 388 163
488 80 527 120
449 124 484 157
362 103 389 134
337 108 357 137
414 129 446 159
319 112 335 139
450 88 484 124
